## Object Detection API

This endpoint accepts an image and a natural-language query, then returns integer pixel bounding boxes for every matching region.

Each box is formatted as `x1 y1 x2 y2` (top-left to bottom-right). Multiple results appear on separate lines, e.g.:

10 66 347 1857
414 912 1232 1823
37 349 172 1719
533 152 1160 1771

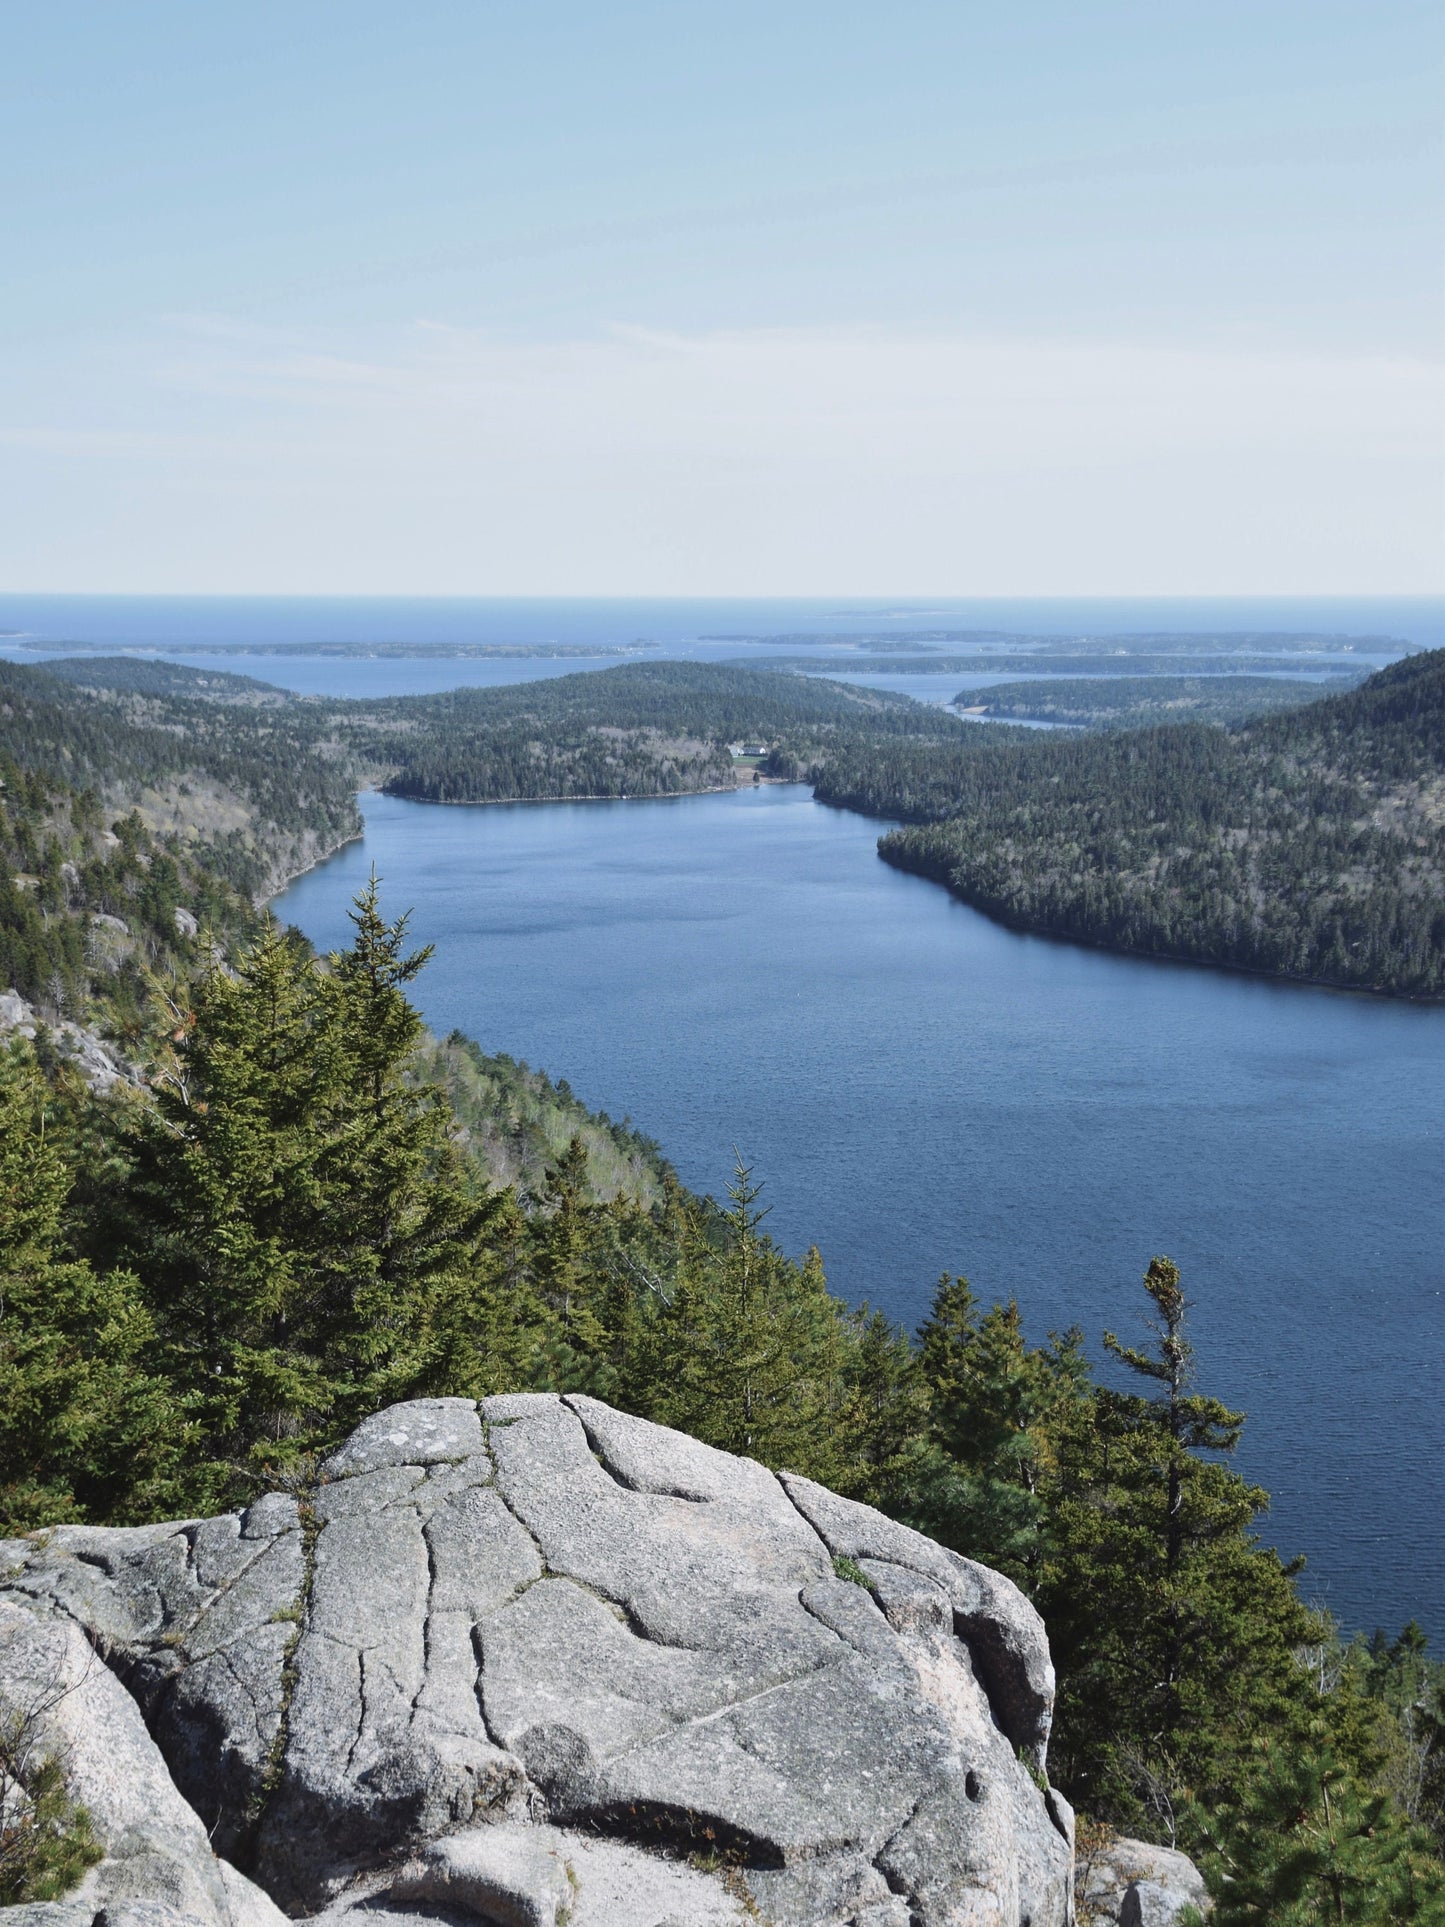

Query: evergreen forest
952 674 1367 729
816 651 1445 998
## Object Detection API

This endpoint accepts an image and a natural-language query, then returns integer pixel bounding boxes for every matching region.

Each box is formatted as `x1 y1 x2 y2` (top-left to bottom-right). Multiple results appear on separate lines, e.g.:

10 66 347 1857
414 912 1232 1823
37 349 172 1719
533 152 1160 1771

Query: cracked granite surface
0 1396 1074 1927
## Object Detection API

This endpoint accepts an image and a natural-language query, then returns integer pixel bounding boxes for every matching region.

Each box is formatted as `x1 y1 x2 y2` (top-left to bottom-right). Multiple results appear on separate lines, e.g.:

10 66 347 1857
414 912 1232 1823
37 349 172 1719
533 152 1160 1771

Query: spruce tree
650 1158 848 1480
121 920 342 1500
313 876 485 1426
529 1135 612 1361
1041 1256 1319 1840
122 883 485 1500
424 1183 553 1401
908 1274 1088 1583
1205 1730 1445 1925
0 1043 180 1528
834 1304 930 1510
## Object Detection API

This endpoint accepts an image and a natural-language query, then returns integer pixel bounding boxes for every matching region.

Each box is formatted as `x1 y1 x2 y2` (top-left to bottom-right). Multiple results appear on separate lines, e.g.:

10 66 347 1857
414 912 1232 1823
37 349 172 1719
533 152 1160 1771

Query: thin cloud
3 318 1440 593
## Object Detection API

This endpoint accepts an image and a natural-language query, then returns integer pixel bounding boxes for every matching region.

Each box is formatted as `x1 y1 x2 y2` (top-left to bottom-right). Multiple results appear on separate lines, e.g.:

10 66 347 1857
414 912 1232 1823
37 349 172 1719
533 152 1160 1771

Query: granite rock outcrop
0 988 134 1094
0 1395 1076 1926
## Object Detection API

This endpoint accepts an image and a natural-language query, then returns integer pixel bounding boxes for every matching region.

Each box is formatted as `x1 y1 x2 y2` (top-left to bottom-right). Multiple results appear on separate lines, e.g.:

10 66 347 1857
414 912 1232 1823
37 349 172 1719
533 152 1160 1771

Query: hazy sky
3 1 1441 594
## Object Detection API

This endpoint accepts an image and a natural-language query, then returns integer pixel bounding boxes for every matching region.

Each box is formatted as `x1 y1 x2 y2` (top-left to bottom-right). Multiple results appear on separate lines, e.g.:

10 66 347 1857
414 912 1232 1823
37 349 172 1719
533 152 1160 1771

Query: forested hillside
37 656 292 700
0 658 359 900
12 655 960 809
358 660 955 801
0 659 663 1185
816 652 1445 998
422 1027 675 1204
0 759 260 1035
5 652 1441 1001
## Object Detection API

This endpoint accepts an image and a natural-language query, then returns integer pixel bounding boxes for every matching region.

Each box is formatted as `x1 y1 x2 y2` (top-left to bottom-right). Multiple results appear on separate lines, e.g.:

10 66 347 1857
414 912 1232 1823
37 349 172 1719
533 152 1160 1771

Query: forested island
954 673 1367 729
732 650 1369 676
717 628 1401 654
3 648 1444 1916
16 639 654 659
361 660 945 802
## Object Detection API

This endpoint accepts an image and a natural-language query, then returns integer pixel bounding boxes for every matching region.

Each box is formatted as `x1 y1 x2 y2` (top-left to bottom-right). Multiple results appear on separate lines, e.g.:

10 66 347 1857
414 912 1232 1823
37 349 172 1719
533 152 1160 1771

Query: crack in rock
564 1395 714 1501
408 1510 441 1726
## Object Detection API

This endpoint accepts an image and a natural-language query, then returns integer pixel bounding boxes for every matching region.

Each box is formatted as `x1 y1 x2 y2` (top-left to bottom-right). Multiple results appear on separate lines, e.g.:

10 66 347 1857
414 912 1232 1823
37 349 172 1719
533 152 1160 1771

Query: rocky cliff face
0 1395 1075 1927
0 989 135 1094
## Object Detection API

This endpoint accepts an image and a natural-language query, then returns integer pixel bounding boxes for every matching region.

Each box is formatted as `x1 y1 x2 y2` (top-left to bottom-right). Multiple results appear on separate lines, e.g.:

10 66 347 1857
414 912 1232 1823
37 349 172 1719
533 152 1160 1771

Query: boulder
0 1396 1075 1926
1120 1881 1204 1927
1077 1834 1207 1923
0 987 32 1028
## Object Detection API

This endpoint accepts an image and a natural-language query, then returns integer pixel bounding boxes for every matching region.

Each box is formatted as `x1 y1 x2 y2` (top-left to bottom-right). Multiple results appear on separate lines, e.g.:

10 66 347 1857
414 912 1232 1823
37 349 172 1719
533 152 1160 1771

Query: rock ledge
0 1396 1075 1926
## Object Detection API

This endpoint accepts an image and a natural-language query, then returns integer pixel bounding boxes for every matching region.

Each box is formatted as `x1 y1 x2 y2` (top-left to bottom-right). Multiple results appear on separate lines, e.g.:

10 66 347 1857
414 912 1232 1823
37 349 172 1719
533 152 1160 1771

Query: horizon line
2 590 1442 604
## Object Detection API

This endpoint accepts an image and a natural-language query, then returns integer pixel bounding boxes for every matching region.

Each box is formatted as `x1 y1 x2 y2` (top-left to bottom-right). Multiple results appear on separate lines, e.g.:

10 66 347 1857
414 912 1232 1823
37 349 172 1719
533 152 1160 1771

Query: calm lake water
275 784 1445 1641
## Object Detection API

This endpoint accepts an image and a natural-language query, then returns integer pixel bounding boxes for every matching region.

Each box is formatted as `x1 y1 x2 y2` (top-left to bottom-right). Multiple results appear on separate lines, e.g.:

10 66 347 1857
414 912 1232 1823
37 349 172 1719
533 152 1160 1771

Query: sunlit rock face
0 1395 1074 1927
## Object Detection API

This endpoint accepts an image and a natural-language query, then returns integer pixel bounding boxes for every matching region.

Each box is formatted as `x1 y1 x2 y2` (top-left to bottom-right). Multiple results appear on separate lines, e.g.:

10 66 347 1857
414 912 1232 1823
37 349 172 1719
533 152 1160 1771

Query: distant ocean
2 591 1441 644
2 592 1438 702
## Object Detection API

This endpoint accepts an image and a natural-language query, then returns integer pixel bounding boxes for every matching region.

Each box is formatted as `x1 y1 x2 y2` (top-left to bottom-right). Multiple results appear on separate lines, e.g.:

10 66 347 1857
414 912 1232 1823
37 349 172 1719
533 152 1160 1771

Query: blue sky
3 2 1441 593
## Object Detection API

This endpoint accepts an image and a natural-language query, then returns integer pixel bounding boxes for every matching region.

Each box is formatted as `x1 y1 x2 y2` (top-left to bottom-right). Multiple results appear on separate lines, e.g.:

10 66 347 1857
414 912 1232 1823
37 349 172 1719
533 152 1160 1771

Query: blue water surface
275 784 1445 1641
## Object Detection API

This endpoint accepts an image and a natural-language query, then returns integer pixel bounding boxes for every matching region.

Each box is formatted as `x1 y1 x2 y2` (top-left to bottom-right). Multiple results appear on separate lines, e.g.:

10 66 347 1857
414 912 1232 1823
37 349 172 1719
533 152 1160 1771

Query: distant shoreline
12 640 657 661
260 827 366 906
378 770 793 810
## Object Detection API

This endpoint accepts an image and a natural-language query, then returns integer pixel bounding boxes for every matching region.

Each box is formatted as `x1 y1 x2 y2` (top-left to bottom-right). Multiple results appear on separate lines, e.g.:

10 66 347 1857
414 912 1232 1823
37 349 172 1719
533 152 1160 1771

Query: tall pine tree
648 1159 849 1480
908 1274 1089 1583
